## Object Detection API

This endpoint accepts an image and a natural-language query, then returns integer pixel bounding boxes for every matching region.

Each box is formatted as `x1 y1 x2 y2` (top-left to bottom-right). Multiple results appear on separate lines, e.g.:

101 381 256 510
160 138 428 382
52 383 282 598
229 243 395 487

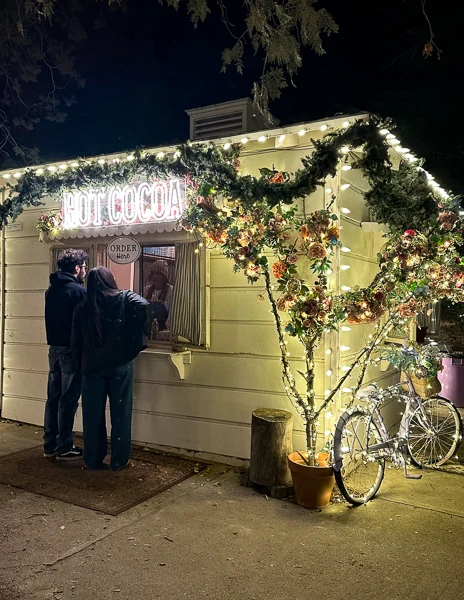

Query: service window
50 240 207 347
109 245 176 342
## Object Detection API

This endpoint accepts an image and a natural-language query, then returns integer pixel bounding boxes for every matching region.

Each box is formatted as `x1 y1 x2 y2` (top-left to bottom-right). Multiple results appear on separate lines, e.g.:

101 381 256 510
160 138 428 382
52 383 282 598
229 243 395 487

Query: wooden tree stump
249 408 293 492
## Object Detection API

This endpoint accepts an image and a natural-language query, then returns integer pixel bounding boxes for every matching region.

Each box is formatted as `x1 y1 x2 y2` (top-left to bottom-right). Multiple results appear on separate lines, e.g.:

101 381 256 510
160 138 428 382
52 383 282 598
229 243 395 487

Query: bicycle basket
401 372 441 399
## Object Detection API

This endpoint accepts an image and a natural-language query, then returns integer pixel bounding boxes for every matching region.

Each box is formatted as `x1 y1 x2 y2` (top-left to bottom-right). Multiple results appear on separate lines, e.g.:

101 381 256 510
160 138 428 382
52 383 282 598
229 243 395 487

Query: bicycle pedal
404 473 422 480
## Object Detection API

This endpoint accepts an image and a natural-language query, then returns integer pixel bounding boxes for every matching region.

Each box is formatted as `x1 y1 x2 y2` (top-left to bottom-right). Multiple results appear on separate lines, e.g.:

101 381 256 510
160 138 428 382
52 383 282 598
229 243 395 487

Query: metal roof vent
186 98 278 141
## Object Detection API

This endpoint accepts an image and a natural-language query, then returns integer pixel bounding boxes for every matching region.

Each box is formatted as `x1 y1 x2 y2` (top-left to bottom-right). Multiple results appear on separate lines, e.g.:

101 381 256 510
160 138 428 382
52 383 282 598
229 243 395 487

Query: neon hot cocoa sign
62 178 186 229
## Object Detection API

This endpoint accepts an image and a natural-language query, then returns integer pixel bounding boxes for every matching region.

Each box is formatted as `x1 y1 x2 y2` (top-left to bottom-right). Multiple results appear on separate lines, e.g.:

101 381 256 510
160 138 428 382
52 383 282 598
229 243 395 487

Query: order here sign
107 237 141 264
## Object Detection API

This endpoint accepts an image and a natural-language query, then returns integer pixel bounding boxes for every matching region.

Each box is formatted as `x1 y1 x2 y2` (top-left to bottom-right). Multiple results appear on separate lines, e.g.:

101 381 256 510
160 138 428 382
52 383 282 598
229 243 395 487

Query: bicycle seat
357 385 378 399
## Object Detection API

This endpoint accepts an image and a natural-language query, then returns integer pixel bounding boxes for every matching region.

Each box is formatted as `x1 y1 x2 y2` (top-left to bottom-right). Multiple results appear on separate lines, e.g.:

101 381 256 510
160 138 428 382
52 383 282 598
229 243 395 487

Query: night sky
19 0 464 190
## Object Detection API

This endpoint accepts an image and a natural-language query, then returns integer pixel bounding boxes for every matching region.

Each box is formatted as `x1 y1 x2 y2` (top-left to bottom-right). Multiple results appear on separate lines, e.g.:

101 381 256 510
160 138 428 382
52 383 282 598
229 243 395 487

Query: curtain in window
170 242 201 345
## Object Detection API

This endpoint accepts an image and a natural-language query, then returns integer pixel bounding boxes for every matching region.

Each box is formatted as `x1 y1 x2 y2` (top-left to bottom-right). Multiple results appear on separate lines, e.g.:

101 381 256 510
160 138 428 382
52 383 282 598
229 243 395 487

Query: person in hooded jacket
71 267 151 471
44 249 88 460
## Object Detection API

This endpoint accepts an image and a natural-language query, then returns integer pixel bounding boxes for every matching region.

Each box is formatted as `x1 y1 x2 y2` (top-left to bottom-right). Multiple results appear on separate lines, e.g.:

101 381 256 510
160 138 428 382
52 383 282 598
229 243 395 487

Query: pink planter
438 356 464 408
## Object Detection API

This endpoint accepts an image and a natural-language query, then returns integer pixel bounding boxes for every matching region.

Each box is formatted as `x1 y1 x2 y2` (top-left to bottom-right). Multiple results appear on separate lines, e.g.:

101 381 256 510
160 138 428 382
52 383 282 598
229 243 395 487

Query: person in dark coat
71 267 151 471
44 249 88 460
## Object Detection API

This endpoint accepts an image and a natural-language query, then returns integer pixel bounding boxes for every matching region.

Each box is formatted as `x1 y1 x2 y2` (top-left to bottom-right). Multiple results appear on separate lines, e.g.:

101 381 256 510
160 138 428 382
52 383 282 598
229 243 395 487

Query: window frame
48 232 210 349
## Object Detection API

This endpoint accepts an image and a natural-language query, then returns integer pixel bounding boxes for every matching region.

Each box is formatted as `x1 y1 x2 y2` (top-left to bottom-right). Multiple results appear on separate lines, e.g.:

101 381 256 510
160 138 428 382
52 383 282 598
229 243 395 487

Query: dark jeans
44 346 81 454
81 362 134 470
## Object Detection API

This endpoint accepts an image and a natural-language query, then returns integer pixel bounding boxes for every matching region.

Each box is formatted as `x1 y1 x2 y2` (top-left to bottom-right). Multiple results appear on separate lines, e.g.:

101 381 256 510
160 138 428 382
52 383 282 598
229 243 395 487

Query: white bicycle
332 372 463 505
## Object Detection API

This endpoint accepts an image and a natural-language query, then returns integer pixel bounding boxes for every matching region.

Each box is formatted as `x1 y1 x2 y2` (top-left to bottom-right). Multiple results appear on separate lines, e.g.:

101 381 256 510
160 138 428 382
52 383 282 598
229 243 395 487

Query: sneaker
56 446 83 461
43 448 57 458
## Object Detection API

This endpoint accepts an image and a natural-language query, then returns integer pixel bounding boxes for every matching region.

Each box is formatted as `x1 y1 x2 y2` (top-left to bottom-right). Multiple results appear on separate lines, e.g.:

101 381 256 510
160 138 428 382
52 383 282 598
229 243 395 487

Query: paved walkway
1 420 464 600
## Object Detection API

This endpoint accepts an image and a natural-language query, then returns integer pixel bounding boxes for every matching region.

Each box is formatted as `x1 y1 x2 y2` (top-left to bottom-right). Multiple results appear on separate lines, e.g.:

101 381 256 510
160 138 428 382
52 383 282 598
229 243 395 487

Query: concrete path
1 420 463 600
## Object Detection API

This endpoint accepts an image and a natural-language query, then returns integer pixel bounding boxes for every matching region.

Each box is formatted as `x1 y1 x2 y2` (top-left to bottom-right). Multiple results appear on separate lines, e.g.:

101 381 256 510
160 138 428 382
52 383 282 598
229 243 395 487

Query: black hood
49 271 81 286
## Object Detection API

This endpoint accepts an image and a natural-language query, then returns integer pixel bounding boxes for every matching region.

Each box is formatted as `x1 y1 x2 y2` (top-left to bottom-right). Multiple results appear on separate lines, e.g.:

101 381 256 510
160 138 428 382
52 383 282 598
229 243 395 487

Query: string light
97 159 105 165
326 187 333 194
340 183 351 191
341 326 351 331
326 370 333 376
258 136 266 142
156 152 165 159
341 285 351 291
298 129 306 137
341 346 350 351
341 165 352 171
342 121 350 128
241 137 249 144
47 166 57 173
2 174 10 179
320 124 328 131
341 247 352 253
326 348 332 355
126 154 135 161
279 134 286 143
340 264 351 270
13 172 21 178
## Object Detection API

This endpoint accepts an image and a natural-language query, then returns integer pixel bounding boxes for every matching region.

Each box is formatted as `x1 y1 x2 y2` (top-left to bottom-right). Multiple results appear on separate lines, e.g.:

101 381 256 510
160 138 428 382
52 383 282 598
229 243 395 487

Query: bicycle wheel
333 408 385 505
407 395 463 467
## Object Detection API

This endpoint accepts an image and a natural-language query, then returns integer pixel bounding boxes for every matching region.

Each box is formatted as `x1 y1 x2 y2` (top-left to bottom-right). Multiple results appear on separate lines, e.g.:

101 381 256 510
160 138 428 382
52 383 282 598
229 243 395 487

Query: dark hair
85 267 120 345
57 249 88 274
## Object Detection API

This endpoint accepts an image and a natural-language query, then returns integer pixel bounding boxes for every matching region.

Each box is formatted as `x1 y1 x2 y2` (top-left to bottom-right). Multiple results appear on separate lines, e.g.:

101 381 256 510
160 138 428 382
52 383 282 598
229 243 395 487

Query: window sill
140 347 192 380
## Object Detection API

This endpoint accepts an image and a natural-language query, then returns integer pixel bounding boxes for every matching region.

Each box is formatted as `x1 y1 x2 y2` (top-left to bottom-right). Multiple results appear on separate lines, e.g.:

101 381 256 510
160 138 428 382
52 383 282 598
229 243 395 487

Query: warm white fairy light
341 146 350 154
341 326 351 332
326 348 332 355
340 265 351 271
342 388 352 393
341 345 350 351
2 174 10 179
326 187 333 194
258 136 266 142
298 129 306 137
342 121 350 128
341 285 351 291
324 390 331 396
341 247 352 253
340 183 351 190
36 168 44 175
156 152 165 159
13 172 21 178
342 165 352 171
320 124 328 131
223 142 231 150
379 129 389 136
71 162 79 167
326 269 333 275
386 133 395 140
48 166 57 173
279 134 286 142
174 151 181 159
326 369 333 376
126 154 135 161
341 366 351 371
241 137 249 144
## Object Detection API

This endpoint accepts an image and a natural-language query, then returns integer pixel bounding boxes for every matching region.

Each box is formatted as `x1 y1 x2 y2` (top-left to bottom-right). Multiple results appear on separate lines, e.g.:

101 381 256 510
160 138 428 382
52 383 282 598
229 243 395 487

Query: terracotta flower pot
288 452 334 509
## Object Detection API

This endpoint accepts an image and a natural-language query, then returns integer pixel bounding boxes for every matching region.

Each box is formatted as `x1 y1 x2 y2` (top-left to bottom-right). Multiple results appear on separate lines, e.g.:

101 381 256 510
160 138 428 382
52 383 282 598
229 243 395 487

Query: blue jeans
44 346 81 454
81 362 134 470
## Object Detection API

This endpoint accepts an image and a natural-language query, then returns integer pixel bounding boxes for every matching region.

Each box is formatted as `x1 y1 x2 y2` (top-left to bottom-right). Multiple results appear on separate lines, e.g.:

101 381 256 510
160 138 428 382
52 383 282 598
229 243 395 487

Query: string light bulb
258 135 266 142
341 207 351 214
279 134 286 142
340 183 351 191
298 129 306 137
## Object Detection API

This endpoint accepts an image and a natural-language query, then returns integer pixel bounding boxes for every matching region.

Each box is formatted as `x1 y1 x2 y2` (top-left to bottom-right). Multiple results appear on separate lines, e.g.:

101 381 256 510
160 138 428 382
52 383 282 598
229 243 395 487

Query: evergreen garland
0 115 459 233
